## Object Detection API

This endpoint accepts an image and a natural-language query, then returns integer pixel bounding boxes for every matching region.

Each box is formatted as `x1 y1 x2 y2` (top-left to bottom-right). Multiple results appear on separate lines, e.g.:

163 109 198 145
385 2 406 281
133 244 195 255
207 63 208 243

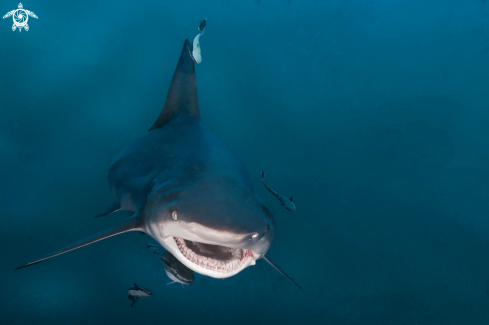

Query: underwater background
2 0 489 323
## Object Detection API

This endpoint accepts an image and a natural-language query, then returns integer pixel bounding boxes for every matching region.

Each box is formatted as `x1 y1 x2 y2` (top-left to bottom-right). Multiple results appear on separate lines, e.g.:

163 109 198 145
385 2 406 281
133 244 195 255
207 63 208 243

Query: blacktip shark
16 32 301 289
161 251 195 286
190 18 206 64
261 171 296 212
128 283 152 308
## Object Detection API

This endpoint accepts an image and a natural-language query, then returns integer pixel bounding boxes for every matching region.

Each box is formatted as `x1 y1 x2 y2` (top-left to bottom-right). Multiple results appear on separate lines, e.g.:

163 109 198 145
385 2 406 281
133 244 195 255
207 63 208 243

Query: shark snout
216 221 274 258
250 222 275 257
162 219 274 255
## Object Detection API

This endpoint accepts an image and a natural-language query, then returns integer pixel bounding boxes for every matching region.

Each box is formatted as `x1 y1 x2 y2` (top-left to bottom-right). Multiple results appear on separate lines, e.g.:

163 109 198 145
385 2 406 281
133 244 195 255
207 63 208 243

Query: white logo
3 3 37 32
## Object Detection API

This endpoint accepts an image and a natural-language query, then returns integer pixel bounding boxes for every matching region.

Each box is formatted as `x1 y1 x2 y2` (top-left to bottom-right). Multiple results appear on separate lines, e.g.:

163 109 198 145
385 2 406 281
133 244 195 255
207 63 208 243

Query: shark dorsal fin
149 39 199 131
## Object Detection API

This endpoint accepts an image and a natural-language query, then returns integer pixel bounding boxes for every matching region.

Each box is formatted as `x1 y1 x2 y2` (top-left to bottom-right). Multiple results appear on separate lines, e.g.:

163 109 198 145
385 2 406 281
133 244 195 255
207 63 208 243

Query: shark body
15 38 289 283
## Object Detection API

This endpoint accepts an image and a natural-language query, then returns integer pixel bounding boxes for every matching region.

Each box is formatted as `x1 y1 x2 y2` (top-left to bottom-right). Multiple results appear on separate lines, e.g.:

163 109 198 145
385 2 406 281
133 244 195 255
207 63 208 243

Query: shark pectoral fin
15 216 143 270
262 255 302 289
93 201 121 218
166 281 176 286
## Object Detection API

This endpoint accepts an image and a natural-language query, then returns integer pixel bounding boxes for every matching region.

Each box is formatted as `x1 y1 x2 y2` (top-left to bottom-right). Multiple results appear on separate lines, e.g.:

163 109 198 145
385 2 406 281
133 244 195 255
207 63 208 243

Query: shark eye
172 210 178 221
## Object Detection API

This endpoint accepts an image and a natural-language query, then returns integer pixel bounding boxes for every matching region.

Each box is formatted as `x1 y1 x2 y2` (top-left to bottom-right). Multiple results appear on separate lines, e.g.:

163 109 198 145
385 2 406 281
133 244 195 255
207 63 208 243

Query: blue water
2 0 489 323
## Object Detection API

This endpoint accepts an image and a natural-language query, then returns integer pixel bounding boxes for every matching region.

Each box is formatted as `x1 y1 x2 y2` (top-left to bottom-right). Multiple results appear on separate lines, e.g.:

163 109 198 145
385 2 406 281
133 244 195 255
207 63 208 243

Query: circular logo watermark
2 3 38 32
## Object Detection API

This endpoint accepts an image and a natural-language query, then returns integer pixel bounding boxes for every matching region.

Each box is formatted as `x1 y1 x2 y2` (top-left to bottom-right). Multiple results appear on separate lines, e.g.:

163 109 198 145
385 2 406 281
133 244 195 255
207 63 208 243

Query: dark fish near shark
128 283 152 308
145 243 161 255
198 18 207 32
16 32 300 289
161 251 194 286
261 171 295 212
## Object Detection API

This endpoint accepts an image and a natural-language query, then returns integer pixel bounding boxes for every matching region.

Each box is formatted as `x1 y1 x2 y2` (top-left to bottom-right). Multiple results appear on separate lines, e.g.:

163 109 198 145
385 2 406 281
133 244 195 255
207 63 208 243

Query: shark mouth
174 237 253 273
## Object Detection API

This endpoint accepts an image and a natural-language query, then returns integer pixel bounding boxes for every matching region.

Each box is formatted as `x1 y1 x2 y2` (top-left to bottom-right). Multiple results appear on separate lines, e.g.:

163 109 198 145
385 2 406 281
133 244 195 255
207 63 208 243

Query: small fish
198 18 207 32
145 242 161 255
261 171 295 211
127 283 152 308
161 251 195 286
191 18 207 64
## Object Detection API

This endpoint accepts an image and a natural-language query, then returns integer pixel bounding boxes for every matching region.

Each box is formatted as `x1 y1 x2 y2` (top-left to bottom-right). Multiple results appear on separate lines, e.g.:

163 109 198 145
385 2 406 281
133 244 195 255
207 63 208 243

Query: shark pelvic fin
15 215 144 270
149 39 199 131
93 200 121 218
262 255 302 289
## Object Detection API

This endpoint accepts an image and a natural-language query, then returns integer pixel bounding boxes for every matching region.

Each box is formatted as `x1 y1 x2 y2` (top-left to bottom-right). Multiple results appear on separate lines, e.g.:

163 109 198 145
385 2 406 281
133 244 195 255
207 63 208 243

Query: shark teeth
174 237 253 273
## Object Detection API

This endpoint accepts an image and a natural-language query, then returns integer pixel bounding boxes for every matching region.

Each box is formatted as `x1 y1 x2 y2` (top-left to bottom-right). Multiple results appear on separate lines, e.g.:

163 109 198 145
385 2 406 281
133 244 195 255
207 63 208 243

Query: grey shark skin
128 283 152 308
261 171 295 212
162 251 195 286
15 39 279 281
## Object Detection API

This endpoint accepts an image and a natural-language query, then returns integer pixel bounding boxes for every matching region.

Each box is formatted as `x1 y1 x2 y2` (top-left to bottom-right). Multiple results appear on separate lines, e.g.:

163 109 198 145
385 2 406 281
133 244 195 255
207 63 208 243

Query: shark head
16 37 298 288
145 174 275 278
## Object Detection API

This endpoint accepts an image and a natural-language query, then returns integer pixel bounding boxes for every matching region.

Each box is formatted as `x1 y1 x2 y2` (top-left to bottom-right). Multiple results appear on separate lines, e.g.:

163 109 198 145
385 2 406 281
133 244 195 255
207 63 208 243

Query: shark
16 37 300 288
